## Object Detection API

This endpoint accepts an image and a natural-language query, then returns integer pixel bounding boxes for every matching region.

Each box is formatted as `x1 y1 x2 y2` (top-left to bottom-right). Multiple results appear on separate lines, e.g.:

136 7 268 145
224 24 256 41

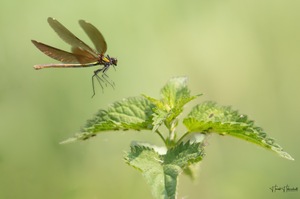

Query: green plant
62 76 294 199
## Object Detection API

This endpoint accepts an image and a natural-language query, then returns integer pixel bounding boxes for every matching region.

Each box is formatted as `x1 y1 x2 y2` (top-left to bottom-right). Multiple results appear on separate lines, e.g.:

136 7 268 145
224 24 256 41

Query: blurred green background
0 0 299 198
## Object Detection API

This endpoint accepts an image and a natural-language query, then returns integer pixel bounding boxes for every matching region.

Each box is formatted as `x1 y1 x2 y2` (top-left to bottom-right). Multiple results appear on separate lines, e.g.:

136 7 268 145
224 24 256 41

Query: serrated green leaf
125 141 204 199
144 77 200 131
164 142 205 168
143 95 165 110
160 77 200 121
161 77 190 110
151 110 169 132
183 101 294 160
125 145 166 199
143 94 169 131
61 96 154 143
125 144 162 172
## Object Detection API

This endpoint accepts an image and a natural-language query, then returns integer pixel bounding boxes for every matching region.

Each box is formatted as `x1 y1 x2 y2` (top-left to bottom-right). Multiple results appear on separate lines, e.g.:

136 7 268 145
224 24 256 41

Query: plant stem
155 130 166 144
177 131 190 144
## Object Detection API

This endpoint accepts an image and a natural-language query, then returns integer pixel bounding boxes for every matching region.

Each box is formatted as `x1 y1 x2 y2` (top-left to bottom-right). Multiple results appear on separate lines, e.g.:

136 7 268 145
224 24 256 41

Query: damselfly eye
111 58 118 66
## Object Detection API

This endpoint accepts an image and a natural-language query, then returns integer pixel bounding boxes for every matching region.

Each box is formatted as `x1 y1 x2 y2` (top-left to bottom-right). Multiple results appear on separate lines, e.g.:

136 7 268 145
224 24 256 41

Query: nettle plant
62 76 294 199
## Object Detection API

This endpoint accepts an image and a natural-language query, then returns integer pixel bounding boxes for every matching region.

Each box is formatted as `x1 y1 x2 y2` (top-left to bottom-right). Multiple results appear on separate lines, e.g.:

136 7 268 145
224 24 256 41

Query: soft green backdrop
0 0 299 199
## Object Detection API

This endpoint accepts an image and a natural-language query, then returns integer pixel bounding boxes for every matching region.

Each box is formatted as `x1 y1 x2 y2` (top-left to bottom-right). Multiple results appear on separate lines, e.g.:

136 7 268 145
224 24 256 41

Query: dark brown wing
31 40 98 64
71 47 99 63
79 20 107 54
47 17 98 58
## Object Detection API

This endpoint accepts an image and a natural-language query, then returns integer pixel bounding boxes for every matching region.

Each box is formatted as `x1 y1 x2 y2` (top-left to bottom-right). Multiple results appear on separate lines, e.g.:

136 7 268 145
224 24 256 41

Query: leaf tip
274 149 295 161
59 137 77 144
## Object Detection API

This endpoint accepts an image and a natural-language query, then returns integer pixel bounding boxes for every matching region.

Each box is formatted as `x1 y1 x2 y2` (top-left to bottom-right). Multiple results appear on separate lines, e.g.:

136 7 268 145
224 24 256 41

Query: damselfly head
111 57 118 66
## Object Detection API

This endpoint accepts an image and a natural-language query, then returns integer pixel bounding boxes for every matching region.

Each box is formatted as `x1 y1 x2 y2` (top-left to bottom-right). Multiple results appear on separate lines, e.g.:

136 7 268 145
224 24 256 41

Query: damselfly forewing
32 17 118 97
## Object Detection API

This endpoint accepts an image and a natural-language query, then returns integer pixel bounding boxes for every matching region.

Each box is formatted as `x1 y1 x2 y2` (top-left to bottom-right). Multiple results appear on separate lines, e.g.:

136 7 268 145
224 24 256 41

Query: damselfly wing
32 17 117 97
